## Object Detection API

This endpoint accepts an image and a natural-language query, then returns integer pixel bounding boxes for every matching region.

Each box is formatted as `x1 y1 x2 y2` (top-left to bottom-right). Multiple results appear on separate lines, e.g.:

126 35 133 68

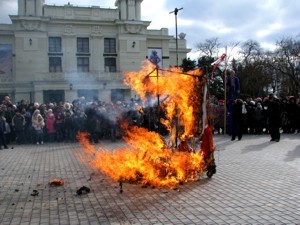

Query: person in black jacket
231 99 244 141
0 110 9 149
12 110 25 144
287 96 297 134
267 94 281 142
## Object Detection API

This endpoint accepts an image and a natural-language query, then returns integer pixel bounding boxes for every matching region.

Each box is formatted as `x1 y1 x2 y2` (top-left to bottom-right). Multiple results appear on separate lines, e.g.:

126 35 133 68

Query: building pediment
10 16 50 31
116 20 150 34
125 24 143 34
21 20 41 31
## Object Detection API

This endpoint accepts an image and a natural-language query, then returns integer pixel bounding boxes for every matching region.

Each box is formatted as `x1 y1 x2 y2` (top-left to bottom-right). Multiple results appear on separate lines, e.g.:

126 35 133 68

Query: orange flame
77 128 206 188
124 61 204 138
77 61 212 188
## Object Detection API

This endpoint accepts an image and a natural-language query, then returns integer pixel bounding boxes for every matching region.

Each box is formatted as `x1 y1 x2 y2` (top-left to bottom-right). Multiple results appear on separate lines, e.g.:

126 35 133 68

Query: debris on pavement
49 179 65 187
76 186 90 195
31 190 39 196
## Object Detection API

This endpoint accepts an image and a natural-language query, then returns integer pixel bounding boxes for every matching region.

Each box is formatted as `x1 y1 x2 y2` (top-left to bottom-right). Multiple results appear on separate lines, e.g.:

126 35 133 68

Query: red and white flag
211 53 226 78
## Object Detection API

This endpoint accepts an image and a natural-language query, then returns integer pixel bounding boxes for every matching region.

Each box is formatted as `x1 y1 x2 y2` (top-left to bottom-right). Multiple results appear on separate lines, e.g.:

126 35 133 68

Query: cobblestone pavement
0 134 299 225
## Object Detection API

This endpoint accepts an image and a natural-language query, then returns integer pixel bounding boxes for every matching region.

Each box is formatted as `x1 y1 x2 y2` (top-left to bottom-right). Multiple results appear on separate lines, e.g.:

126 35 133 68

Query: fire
77 128 206 188
124 61 204 139
77 61 214 188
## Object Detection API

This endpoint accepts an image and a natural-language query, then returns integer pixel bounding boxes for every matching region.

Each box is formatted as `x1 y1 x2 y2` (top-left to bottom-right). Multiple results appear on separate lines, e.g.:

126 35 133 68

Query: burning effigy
77 61 216 189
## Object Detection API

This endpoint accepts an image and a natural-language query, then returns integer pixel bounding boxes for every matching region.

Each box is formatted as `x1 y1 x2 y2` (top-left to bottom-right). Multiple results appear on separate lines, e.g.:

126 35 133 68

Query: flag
211 53 226 78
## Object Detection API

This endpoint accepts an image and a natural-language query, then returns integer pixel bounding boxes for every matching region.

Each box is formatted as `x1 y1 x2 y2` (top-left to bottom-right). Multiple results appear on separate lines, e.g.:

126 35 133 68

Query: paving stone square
0 134 299 225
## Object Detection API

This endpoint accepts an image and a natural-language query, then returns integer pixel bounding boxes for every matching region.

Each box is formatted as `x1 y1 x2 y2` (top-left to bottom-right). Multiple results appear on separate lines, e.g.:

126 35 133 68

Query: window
77 38 89 53
49 37 61 52
77 89 98 102
105 58 116 72
111 89 126 103
49 57 62 72
44 90 65 104
77 57 89 72
49 37 62 72
104 38 116 53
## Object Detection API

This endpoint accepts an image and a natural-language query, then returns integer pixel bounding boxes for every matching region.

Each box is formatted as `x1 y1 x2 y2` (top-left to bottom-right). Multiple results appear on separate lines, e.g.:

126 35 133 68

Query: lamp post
170 7 183 67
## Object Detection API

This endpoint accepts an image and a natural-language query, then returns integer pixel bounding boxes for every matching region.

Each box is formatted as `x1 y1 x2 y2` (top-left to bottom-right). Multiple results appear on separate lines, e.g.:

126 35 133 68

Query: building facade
0 0 190 104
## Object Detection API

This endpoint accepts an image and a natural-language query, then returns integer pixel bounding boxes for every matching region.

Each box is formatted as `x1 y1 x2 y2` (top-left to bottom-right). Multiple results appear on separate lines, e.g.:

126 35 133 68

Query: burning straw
77 129 206 188
77 61 211 189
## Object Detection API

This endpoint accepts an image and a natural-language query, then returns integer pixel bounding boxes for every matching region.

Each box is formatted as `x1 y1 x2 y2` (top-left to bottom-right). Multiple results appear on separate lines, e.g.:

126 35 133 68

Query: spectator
55 112 64 142
280 97 290 133
46 113 56 142
20 107 33 144
231 99 244 141
253 102 264 135
245 100 255 134
0 110 9 149
267 94 281 142
226 70 240 135
287 96 297 134
2 96 12 106
12 110 26 144
32 110 45 144
2 104 14 144
73 108 87 139
64 110 74 142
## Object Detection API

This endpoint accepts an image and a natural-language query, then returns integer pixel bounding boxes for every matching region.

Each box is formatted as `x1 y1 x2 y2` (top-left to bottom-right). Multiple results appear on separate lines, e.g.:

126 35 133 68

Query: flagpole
202 82 208 134
224 46 228 136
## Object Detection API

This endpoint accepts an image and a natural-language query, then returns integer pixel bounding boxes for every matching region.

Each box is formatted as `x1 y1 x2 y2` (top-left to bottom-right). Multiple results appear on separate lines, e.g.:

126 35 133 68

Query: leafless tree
237 40 271 97
267 36 300 96
195 37 221 57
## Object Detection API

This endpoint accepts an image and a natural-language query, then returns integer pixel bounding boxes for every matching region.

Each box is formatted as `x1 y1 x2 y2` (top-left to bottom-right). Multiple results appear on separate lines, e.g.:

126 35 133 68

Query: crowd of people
0 96 154 149
0 93 299 149
210 94 300 142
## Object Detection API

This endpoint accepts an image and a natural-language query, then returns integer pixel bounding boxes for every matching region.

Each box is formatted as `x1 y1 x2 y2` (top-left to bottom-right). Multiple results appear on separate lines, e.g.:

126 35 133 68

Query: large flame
123 61 204 138
78 61 212 188
77 127 206 188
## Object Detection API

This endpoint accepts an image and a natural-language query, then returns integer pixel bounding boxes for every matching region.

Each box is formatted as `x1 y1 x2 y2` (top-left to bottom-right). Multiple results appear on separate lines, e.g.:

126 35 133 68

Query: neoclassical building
0 0 190 104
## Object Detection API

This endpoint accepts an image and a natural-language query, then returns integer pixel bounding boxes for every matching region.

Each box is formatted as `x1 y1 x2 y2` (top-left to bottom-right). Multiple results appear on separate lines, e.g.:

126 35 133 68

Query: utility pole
170 7 183 67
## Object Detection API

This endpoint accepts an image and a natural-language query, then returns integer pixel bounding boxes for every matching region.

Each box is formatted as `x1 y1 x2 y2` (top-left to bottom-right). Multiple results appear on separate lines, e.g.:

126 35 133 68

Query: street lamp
170 7 183 67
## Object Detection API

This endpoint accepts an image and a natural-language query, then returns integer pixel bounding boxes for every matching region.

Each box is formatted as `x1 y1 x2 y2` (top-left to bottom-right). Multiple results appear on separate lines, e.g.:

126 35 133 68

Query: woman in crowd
32 110 45 144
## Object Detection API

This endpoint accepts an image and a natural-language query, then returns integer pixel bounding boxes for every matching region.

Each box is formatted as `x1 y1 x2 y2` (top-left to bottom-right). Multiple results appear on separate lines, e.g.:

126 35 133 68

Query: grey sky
169 0 300 51
1 0 299 55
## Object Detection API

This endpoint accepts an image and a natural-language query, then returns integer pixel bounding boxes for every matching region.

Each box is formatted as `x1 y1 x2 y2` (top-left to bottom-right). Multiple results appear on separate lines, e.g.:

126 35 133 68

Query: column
135 0 142 20
128 0 136 20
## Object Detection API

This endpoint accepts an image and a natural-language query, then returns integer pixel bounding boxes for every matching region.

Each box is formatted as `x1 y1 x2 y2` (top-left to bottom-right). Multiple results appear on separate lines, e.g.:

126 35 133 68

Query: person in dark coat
12 110 26 144
226 70 240 135
64 110 74 142
267 94 281 142
253 102 264 135
0 110 9 149
280 97 290 133
231 99 244 141
287 96 297 134
21 108 33 144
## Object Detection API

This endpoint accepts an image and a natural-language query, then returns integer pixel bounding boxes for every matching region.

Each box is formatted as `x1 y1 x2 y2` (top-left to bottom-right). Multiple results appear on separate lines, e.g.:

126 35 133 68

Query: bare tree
267 36 300 96
195 37 221 57
237 40 271 97
240 40 262 65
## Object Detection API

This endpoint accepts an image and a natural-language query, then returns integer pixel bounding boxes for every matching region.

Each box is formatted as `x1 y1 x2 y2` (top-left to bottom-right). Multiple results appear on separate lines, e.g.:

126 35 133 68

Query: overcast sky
1 0 300 57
